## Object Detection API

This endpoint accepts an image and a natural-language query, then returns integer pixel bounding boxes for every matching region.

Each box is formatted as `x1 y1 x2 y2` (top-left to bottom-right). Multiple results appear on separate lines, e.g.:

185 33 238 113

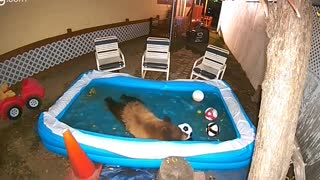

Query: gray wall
218 1 268 89
296 5 320 180
297 72 320 180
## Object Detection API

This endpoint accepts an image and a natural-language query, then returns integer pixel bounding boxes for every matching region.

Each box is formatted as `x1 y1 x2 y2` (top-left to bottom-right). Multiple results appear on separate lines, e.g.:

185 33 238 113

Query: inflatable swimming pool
38 70 256 170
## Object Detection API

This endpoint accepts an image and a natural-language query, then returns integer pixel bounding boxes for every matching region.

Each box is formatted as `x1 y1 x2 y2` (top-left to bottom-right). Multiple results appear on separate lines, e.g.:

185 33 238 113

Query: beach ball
178 123 193 140
192 90 204 102
205 107 218 121
206 122 220 137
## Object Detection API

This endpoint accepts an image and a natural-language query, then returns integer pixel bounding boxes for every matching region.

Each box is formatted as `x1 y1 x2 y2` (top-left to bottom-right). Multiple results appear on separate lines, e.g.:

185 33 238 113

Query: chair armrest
119 48 125 60
167 52 171 68
217 64 226 73
95 51 100 70
192 56 204 69
167 52 171 63
118 48 126 67
95 51 98 59
219 64 227 79
141 50 147 64
222 64 227 71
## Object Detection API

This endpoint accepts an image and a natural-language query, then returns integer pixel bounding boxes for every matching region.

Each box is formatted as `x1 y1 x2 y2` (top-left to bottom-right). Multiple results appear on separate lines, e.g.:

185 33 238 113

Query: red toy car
0 78 45 120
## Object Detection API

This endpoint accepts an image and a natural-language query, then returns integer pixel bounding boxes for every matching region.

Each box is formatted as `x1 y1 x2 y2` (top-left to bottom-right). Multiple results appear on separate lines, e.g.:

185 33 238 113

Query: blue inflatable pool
38 70 256 170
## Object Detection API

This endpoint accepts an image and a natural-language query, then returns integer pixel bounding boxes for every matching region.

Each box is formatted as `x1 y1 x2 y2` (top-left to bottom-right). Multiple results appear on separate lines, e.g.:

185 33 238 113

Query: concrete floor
0 32 259 179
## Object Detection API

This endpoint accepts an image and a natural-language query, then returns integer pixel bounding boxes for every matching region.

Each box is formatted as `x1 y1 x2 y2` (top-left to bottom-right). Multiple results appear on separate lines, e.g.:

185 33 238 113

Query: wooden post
149 17 153 35
248 0 312 179
169 0 177 44
204 0 208 16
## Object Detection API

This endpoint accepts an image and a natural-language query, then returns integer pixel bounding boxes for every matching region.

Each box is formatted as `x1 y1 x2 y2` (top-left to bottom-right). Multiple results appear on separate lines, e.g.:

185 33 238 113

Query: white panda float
178 123 193 140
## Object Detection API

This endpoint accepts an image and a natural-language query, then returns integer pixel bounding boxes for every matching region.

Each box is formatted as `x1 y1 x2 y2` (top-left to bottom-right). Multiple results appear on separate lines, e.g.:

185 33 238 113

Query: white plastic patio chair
94 36 125 72
190 45 229 80
141 37 171 81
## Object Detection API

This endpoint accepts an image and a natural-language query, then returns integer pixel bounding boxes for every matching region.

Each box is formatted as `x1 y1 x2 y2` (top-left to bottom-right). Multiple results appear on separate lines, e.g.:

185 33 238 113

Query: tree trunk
248 0 312 179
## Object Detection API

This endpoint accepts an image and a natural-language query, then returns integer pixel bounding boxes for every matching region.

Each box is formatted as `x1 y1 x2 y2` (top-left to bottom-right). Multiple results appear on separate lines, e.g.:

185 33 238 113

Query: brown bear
105 95 188 141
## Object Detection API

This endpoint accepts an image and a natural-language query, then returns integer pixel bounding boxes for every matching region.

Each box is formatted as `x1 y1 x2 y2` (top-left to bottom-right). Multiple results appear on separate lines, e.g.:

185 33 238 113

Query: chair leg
143 71 147 78
190 72 194 79
220 68 226 80
142 69 147 79
217 71 224 80
141 67 144 78
166 70 169 81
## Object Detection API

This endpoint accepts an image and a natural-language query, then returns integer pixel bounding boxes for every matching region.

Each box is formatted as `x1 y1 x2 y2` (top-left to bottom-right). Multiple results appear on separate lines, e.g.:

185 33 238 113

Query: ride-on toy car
0 78 45 120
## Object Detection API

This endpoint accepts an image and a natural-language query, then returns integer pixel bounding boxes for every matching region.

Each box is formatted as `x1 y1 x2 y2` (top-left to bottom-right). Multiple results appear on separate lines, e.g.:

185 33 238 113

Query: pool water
60 82 237 141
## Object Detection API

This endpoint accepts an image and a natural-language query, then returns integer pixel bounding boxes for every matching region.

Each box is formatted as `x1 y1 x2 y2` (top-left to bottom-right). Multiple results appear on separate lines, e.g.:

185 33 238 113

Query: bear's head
160 124 189 141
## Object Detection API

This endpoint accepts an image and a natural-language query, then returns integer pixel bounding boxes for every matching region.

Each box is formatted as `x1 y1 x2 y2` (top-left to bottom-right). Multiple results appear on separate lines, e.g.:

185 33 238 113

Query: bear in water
105 95 188 141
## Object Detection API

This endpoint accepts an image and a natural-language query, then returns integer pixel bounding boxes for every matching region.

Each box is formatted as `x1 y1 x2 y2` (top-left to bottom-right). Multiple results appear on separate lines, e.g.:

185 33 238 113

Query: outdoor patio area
0 31 259 179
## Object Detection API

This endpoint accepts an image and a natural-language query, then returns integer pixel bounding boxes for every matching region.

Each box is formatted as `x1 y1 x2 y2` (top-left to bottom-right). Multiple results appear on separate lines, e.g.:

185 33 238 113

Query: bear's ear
163 116 171 123
161 127 171 140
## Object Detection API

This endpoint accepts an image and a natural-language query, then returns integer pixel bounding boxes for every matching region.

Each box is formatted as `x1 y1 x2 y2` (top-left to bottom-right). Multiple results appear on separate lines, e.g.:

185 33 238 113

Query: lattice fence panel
0 22 149 85
309 6 320 80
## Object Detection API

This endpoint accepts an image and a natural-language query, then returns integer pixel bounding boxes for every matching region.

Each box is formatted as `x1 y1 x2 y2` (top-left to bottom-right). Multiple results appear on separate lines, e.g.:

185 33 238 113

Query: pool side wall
38 71 256 170
38 116 253 170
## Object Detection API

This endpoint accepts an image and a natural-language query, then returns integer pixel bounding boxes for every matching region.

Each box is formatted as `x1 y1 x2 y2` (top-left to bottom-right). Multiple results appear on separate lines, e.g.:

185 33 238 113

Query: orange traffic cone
63 129 102 180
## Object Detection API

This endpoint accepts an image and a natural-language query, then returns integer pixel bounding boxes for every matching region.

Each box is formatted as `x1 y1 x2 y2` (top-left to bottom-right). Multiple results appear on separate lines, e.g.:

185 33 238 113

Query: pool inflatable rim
38 70 256 170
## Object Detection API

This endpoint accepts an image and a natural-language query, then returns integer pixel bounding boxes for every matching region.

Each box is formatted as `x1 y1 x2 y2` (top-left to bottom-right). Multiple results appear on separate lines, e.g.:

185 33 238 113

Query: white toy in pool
192 90 204 102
